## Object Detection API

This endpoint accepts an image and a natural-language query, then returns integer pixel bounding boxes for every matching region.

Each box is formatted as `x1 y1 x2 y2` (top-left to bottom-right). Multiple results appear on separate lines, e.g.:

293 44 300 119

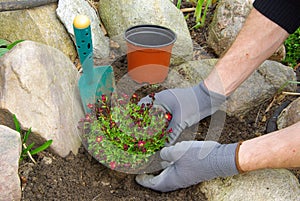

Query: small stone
101 181 110 186
42 156 53 165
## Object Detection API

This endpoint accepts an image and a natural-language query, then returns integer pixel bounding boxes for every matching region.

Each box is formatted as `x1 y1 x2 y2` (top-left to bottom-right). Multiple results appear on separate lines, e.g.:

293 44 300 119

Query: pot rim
124 24 177 48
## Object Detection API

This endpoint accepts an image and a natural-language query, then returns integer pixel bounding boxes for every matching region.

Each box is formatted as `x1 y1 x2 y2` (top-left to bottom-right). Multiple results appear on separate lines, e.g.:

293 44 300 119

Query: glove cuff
235 141 245 173
212 143 240 177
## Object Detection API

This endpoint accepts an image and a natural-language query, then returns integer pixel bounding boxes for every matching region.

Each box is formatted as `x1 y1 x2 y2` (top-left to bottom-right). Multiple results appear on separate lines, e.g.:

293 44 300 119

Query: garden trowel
73 15 114 114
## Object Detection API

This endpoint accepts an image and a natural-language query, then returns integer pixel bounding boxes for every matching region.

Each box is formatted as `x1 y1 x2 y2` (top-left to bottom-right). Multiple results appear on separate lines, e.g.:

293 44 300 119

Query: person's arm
204 8 289 96
239 121 300 171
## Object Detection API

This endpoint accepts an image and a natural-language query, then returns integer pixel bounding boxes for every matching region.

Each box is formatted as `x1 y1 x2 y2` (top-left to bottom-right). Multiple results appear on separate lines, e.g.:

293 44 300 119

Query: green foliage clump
79 93 172 170
283 27 300 68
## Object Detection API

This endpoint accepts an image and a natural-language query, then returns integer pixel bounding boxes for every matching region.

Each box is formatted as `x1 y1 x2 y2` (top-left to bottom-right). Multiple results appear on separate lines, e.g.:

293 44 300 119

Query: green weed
13 114 52 163
0 39 24 57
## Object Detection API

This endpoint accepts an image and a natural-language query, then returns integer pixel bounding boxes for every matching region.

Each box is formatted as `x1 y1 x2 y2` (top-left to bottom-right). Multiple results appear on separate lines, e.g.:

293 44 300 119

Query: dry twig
180 7 196 13
282 92 300 96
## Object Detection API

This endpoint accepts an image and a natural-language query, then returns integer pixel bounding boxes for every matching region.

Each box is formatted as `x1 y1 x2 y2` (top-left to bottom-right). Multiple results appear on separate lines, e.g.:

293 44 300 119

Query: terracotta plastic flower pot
125 25 176 84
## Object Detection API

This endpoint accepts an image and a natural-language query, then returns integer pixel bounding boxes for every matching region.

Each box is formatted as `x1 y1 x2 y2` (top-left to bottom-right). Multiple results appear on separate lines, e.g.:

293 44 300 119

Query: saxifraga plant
79 93 172 171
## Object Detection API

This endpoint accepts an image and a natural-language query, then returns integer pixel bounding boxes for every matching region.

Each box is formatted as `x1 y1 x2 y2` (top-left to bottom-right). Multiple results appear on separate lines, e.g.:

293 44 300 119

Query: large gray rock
0 2 77 62
277 97 300 129
0 125 22 201
98 0 193 63
0 41 83 157
167 59 296 116
200 169 300 201
56 0 110 60
207 0 285 61
227 60 296 116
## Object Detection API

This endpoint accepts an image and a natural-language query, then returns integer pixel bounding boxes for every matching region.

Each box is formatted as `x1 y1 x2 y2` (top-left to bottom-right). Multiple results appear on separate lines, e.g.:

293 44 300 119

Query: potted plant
78 92 172 173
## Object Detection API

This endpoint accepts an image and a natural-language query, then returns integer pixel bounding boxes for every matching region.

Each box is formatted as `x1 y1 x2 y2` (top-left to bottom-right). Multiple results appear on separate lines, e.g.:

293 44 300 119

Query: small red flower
96 136 103 143
136 120 141 126
168 128 173 133
123 144 128 151
87 103 94 109
98 108 104 113
110 120 116 128
132 93 138 99
101 94 107 102
165 112 172 121
138 140 146 147
110 161 116 170
149 93 155 99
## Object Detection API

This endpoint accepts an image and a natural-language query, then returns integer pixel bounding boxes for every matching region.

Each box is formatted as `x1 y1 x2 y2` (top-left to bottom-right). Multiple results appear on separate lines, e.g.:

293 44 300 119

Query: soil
19 1 299 201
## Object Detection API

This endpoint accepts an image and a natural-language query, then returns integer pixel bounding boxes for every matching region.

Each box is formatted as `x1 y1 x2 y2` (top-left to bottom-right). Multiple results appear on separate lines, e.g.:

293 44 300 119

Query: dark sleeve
253 0 300 34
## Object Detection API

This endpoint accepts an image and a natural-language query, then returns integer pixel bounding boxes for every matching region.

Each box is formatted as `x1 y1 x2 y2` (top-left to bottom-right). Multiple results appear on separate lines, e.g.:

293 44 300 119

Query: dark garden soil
20 1 299 201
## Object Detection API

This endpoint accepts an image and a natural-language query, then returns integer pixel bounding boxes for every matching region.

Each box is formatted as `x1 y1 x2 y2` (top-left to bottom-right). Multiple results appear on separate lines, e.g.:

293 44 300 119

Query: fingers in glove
138 95 153 106
135 166 180 192
160 141 196 162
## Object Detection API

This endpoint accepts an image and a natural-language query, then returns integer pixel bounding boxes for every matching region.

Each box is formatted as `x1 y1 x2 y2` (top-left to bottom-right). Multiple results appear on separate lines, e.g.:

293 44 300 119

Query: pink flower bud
122 93 129 99
138 140 145 147
85 114 91 121
96 136 103 143
110 161 116 170
87 103 94 109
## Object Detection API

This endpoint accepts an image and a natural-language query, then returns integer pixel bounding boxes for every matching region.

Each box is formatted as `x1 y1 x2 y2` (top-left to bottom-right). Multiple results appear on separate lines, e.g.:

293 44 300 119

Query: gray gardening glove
140 81 226 145
135 141 243 192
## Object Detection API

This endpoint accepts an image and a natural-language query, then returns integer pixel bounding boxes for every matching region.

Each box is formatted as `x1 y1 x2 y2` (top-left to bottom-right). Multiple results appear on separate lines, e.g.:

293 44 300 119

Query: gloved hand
135 141 243 192
139 81 226 145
